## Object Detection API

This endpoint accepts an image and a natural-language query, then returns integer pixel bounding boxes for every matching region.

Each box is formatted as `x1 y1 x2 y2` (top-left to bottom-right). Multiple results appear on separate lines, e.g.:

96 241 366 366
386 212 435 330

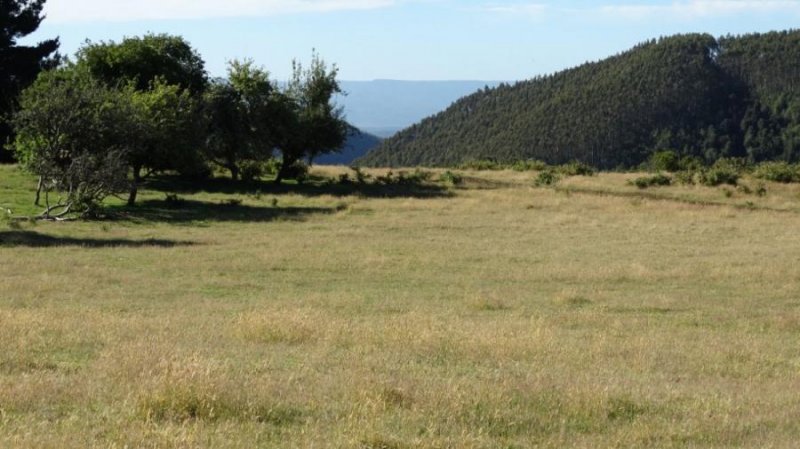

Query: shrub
700 162 740 186
511 160 548 171
628 173 672 189
281 161 309 183
239 161 265 183
557 161 595 177
440 170 463 186
752 162 800 183
649 150 680 172
349 166 371 184
458 159 501 171
674 170 697 185
535 169 560 186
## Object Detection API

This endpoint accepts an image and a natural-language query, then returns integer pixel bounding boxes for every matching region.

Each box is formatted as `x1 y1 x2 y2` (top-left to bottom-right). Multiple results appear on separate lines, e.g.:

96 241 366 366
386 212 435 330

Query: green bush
752 162 800 183
458 159 501 171
239 161 265 183
511 160 548 171
629 173 672 189
649 150 680 172
535 169 560 186
674 170 697 185
439 170 463 186
557 161 595 177
699 159 744 186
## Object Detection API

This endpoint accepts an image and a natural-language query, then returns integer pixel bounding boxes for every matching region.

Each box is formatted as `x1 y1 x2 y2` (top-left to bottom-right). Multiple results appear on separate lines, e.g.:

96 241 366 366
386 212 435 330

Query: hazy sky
26 0 800 80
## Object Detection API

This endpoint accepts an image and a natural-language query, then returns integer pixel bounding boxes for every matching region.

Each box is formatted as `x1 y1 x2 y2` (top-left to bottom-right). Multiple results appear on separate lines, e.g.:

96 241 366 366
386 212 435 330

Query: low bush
557 161 595 177
511 160 548 171
458 159 501 171
629 173 672 189
649 150 681 172
535 169 560 186
752 162 800 183
699 159 743 186
440 170 463 186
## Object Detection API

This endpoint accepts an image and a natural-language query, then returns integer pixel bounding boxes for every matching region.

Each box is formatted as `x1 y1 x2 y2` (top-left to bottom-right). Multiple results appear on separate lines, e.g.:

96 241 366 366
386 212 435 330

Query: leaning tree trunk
34 176 43 206
128 165 142 206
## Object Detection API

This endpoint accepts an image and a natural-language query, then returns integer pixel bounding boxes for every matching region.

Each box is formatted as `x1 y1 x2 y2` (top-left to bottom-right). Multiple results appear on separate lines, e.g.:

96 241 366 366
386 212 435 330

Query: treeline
359 31 800 168
2 2 349 218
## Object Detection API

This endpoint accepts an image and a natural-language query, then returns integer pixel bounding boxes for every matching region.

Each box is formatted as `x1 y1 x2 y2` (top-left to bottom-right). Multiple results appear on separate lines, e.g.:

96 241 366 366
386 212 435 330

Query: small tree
273 52 350 184
126 80 206 205
204 60 275 180
13 67 132 218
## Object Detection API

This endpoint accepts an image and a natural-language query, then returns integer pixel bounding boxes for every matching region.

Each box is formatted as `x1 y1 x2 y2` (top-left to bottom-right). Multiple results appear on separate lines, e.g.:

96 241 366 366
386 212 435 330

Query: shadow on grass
0 230 196 248
142 175 453 199
108 199 339 224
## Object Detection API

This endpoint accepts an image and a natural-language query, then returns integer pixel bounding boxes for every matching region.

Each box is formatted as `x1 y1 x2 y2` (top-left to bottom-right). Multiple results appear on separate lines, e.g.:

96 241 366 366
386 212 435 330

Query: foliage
12 68 133 217
535 169 560 186
204 60 277 180
273 52 350 183
699 159 742 186
76 33 207 94
0 0 59 162
439 170 463 186
511 159 548 171
557 161 595 177
629 173 672 189
752 161 800 183
648 151 681 172
360 31 800 169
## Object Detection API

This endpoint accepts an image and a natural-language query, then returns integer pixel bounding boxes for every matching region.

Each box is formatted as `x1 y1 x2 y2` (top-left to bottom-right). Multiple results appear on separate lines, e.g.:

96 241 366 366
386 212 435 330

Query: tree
0 0 59 162
76 34 209 204
76 33 207 94
204 60 276 180
273 52 350 183
125 81 206 205
13 67 133 218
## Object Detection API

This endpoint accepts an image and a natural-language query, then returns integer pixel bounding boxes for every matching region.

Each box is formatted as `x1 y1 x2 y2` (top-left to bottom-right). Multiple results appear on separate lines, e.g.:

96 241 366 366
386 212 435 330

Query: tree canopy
0 0 59 162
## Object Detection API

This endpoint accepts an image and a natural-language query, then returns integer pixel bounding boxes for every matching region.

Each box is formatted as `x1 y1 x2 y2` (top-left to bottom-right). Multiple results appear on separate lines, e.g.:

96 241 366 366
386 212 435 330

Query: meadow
1 164 800 448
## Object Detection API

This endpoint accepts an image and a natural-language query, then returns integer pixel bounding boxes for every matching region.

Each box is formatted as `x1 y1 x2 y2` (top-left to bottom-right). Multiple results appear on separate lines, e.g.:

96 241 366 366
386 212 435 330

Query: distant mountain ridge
337 80 502 133
358 30 800 168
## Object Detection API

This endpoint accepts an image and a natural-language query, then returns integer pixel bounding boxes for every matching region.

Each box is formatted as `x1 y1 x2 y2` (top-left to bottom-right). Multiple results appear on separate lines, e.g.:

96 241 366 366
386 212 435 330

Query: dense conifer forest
358 31 800 168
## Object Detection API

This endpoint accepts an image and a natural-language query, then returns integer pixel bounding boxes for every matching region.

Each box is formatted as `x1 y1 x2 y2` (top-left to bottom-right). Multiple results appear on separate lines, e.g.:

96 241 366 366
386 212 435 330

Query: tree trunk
230 164 240 181
34 176 43 206
274 159 293 185
128 166 141 206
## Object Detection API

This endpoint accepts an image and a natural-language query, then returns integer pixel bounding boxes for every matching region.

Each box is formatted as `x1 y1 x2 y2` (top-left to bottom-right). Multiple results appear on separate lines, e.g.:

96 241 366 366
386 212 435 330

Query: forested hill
358 31 800 168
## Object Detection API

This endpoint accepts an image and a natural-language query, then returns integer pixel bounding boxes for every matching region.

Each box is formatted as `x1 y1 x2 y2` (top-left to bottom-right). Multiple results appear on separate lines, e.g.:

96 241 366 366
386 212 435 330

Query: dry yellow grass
2 165 800 447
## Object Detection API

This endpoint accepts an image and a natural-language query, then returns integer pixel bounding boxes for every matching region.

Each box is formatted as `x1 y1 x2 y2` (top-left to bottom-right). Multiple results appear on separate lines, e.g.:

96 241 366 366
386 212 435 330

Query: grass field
2 164 800 448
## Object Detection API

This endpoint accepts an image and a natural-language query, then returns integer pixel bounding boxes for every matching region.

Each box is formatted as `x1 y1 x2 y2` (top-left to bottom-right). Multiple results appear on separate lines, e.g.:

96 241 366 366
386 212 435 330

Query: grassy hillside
3 164 800 447
360 31 800 168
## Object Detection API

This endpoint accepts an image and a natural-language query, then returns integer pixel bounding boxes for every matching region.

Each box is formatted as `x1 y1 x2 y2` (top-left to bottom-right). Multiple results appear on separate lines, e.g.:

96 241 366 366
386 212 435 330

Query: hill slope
314 130 382 165
359 31 800 168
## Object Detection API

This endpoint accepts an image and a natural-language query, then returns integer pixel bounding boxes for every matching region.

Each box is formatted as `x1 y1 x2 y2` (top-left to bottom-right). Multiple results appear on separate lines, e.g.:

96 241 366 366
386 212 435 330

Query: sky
23 0 800 81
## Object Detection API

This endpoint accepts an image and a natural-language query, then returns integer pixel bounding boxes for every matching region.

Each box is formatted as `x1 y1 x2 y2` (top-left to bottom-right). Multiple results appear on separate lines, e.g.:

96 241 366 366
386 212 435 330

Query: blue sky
26 0 800 81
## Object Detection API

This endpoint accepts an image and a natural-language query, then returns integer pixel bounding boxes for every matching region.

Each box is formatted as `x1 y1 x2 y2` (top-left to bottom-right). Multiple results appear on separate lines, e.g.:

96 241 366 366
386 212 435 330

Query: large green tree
76 34 209 204
0 0 59 162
